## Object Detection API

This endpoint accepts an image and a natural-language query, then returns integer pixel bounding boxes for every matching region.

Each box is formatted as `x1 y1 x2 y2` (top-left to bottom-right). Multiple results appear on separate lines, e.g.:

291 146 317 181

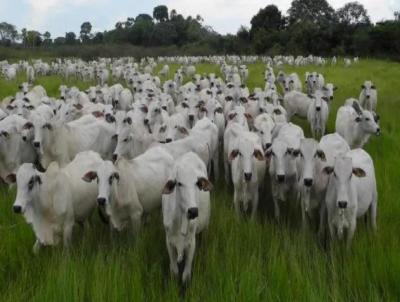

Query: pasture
0 59 399 301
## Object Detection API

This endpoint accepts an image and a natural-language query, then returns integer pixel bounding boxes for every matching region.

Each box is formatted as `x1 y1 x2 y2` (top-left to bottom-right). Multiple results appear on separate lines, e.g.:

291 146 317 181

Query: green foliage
0 60 400 301
153 5 169 22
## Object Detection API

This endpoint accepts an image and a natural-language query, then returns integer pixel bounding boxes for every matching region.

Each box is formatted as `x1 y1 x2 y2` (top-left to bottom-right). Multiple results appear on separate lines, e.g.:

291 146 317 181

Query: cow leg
131 211 142 235
213 150 219 180
250 187 259 220
318 202 327 240
182 239 196 285
224 160 230 185
166 238 179 277
346 220 357 249
233 187 241 217
63 222 74 249
370 199 377 232
33 239 42 255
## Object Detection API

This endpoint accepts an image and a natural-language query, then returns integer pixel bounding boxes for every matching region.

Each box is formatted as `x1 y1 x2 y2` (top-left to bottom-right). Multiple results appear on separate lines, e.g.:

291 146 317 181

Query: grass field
0 59 399 301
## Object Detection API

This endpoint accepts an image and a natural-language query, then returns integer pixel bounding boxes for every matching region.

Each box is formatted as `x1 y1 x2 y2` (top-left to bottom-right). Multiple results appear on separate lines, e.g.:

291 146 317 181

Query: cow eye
260 131 264 135
365 118 370 121
28 179 35 190
177 182 183 187
123 137 129 142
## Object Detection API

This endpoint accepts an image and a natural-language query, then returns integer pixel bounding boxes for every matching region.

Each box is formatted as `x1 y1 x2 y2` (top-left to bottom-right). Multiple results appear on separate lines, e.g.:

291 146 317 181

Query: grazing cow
359 81 377 111
307 91 329 139
10 151 103 253
228 130 266 219
266 123 304 220
335 100 380 148
323 149 377 247
83 147 174 233
162 152 212 284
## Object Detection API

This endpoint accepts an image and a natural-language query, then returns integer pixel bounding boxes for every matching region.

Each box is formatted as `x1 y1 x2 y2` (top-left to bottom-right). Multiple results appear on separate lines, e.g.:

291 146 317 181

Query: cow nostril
338 201 347 209
277 175 285 183
264 143 272 150
97 198 106 206
33 142 40 148
61 96 65 100
166 138 172 143
376 128 381 135
91 98 96 102
304 178 313 187
187 207 199 220
22 136 27 141
144 119 149 125
244 173 252 181
13 205 22 214
189 115 194 121
316 107 321 111
366 95 370 99
162 106 167 110
112 154 118 162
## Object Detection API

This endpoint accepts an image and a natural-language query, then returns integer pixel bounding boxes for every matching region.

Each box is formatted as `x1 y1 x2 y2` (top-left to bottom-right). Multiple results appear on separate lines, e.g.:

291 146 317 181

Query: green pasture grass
0 59 399 301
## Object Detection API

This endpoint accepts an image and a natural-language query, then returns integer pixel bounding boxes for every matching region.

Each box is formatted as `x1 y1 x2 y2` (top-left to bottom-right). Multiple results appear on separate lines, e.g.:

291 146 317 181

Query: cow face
358 110 380 136
361 81 376 99
83 161 118 208
298 138 326 189
113 126 135 161
323 156 366 210
229 136 264 183
11 164 42 214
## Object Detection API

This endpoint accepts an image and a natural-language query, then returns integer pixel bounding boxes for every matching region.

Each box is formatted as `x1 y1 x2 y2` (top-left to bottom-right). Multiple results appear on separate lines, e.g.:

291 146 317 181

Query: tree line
0 1 399 59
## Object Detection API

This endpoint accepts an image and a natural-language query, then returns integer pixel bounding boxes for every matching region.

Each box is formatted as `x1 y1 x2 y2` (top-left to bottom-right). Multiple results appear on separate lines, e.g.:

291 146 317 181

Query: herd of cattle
0 55 379 284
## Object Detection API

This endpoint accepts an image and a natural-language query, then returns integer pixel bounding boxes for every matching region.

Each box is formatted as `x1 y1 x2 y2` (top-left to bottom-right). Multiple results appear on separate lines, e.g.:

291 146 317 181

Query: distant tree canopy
0 1 399 60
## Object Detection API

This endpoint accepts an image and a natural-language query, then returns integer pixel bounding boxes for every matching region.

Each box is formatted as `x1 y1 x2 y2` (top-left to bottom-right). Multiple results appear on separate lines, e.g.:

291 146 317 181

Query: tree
80 21 92 42
394 11 400 21
26 30 42 47
92 32 104 43
250 5 284 36
21 28 27 47
42 31 52 45
0 22 18 45
336 2 371 25
65 32 77 44
153 5 168 22
135 14 153 23
288 0 335 27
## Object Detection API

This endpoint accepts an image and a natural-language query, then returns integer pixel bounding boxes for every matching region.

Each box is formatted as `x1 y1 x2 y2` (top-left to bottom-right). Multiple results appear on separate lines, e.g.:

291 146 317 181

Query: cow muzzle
13 205 22 214
304 178 313 187
97 198 107 207
187 207 199 220
33 141 40 148
338 201 347 209
277 174 285 183
244 173 252 182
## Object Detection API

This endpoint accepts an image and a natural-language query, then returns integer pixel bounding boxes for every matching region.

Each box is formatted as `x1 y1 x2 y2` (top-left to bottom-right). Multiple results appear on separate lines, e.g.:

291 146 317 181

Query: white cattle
307 91 329 139
323 149 377 247
359 81 377 111
82 147 174 233
33 116 116 168
283 91 312 120
266 123 304 220
253 113 275 152
228 130 265 219
281 73 302 93
10 151 103 253
335 100 380 149
162 152 212 284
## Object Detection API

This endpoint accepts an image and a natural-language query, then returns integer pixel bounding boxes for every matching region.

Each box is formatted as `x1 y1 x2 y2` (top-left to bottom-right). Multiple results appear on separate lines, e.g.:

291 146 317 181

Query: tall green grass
0 60 399 301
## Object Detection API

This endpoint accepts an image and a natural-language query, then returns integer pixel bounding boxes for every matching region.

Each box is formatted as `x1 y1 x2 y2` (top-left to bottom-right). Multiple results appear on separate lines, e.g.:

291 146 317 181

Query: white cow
83 147 174 233
359 81 377 111
228 130 266 219
10 151 103 253
307 91 329 139
335 100 380 148
162 152 212 284
323 149 377 247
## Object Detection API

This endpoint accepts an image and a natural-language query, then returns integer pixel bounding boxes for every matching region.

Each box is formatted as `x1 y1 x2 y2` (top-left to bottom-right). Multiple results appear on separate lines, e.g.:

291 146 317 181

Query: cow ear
361 85 366 89
214 107 223 114
333 86 338 91
244 113 253 120
162 180 176 194
197 177 213 191
5 173 16 184
316 150 326 161
229 149 239 161
92 111 104 118
228 113 237 120
322 166 334 175
253 149 264 161
352 168 366 177
82 171 97 183
73 103 83 110
178 126 189 136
